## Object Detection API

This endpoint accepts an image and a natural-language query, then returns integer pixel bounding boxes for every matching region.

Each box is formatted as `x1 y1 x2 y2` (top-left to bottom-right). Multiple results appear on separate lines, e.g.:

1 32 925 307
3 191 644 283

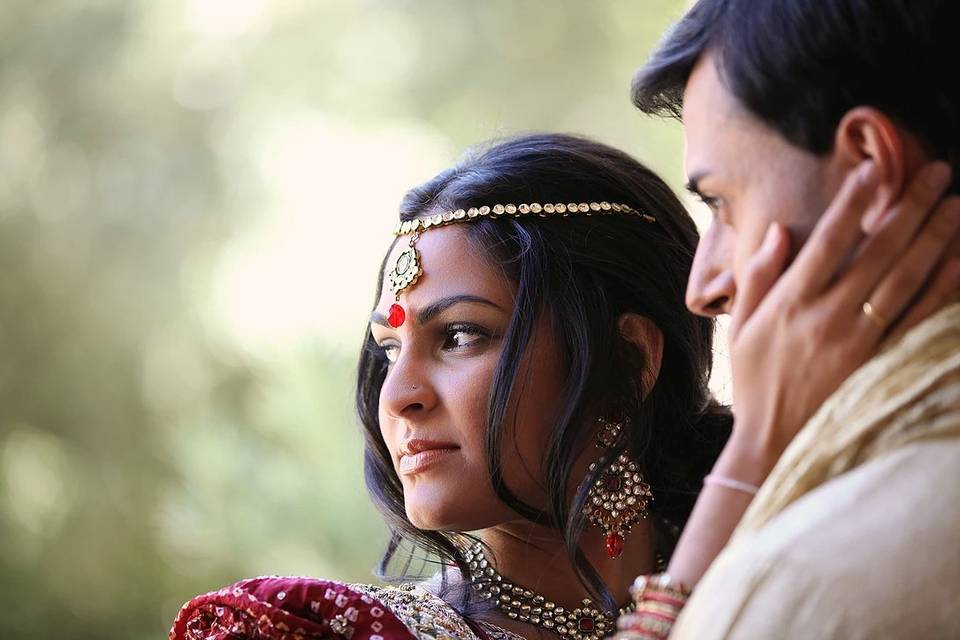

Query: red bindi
387 303 406 328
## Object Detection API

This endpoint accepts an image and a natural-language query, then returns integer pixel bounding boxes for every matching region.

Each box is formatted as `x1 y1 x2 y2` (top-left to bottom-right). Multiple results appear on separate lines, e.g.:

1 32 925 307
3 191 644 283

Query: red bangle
623 573 692 640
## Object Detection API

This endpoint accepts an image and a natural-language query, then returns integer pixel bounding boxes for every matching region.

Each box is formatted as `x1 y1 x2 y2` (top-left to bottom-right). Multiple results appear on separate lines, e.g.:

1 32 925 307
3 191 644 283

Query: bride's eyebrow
370 295 503 328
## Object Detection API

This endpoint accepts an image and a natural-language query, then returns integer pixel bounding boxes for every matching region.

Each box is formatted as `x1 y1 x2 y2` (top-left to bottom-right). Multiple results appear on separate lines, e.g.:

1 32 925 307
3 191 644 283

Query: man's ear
832 106 906 230
617 313 663 397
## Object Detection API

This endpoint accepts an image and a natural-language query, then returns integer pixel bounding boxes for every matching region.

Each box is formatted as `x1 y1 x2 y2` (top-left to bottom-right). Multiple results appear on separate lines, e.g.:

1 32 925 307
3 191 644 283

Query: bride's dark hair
355 133 730 610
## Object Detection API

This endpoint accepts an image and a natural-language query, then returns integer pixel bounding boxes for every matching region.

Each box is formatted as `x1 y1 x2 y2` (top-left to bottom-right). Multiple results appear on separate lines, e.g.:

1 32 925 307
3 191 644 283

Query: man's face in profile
680 54 835 317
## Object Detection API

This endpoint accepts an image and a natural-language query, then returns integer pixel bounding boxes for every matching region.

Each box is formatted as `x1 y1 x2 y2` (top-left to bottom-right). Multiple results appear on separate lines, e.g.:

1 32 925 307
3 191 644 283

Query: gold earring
584 418 653 559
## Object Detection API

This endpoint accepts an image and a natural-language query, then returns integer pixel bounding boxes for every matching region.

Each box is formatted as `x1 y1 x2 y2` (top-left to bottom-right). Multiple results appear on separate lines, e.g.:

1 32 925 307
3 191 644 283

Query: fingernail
858 161 879 185
763 223 780 251
923 162 952 190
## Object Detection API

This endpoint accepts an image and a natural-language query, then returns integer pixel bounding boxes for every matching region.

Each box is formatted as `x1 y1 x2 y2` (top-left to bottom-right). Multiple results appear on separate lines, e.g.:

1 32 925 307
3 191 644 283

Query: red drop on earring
388 303 406 328
605 531 624 559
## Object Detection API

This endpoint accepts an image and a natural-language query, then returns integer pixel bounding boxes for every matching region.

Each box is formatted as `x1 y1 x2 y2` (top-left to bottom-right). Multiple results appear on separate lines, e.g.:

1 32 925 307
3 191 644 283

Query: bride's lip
398 440 459 475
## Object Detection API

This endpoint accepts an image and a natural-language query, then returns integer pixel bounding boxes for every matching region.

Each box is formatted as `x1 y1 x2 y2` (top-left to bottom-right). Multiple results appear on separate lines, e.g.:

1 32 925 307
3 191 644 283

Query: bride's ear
617 313 663 397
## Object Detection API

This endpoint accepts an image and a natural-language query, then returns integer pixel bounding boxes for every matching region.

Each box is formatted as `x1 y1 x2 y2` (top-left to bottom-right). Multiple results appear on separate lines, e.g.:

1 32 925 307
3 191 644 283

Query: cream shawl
671 303 960 639
737 302 960 534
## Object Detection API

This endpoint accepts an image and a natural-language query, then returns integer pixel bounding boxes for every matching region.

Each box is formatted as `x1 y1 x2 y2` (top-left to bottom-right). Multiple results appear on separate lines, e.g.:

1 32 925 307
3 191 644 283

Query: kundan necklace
464 542 635 640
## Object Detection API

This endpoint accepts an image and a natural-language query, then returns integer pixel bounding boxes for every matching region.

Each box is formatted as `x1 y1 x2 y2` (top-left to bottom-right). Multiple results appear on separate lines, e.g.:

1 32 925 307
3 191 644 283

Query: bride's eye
379 342 400 363
441 323 489 352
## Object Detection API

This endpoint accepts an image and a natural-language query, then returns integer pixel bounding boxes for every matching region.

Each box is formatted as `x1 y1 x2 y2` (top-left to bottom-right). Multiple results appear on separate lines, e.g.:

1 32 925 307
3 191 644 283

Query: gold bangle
618 611 677 640
616 632 661 640
630 573 692 604
634 600 681 619
622 573 691 640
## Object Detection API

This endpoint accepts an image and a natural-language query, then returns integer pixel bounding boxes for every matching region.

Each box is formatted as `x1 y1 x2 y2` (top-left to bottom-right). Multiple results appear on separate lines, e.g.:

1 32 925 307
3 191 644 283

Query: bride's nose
380 351 438 418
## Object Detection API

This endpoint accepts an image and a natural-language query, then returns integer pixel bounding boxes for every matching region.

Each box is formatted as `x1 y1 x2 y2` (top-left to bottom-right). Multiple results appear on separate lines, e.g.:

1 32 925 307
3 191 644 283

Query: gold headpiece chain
383 201 655 328
392 201 654 237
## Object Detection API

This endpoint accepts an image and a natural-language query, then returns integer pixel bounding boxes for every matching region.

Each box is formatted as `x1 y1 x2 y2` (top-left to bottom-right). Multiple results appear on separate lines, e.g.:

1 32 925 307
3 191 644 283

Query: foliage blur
0 1 688 637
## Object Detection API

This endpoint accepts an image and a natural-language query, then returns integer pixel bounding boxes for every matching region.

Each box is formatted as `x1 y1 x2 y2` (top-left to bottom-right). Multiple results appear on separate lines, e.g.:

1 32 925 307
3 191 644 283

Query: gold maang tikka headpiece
384 201 656 327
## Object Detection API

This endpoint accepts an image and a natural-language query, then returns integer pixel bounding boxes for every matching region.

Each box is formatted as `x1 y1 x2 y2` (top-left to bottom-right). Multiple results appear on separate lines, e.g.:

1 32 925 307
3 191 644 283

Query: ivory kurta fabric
671 304 960 639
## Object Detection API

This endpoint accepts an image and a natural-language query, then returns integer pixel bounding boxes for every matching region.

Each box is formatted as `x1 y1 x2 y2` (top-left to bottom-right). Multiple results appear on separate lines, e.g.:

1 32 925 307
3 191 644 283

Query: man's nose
686 268 736 317
686 222 737 317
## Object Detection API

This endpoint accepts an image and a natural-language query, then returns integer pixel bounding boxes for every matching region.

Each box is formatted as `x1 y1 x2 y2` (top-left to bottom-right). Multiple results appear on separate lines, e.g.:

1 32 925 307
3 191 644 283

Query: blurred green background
0 1 695 637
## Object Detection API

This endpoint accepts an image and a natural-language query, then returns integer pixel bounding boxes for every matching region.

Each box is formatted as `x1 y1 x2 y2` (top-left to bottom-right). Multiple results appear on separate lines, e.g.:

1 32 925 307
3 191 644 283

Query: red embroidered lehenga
169 575 524 640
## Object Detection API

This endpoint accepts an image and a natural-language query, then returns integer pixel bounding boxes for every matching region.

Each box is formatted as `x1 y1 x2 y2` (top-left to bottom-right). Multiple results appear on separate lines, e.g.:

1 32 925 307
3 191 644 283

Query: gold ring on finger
861 301 889 329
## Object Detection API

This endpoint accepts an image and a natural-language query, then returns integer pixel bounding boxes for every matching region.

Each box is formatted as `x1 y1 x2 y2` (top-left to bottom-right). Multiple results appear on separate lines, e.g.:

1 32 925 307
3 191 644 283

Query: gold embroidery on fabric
349 583 523 640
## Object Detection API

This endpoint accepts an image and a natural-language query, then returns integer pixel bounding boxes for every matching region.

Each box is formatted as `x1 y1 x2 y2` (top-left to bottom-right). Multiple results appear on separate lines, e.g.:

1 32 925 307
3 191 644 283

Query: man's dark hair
633 0 959 189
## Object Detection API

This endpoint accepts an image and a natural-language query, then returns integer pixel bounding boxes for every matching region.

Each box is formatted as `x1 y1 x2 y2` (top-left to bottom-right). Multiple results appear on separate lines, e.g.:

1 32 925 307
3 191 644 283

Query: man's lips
398 439 459 475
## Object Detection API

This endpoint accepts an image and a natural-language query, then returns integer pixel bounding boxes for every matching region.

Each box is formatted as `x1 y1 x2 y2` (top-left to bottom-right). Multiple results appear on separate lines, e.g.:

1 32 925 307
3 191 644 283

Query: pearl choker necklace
464 543 634 640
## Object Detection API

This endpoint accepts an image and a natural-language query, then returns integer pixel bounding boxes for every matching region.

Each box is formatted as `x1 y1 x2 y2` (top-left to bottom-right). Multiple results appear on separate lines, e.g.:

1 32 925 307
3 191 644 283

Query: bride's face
370 225 568 531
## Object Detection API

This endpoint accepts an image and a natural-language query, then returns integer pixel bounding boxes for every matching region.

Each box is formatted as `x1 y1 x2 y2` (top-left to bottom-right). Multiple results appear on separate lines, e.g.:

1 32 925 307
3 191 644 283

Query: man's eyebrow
685 171 708 197
369 294 503 328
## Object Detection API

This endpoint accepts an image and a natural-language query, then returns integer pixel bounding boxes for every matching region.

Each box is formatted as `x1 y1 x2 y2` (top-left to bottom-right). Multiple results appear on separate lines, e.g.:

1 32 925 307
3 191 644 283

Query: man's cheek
783 219 818 264
733 240 761 284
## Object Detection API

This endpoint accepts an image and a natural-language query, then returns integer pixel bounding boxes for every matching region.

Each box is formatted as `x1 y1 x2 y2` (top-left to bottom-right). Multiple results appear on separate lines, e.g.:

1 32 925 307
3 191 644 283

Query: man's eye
698 194 721 211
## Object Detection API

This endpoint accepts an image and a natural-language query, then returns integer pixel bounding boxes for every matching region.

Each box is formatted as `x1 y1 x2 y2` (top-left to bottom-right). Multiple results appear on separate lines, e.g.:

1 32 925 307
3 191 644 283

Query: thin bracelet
703 473 761 495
